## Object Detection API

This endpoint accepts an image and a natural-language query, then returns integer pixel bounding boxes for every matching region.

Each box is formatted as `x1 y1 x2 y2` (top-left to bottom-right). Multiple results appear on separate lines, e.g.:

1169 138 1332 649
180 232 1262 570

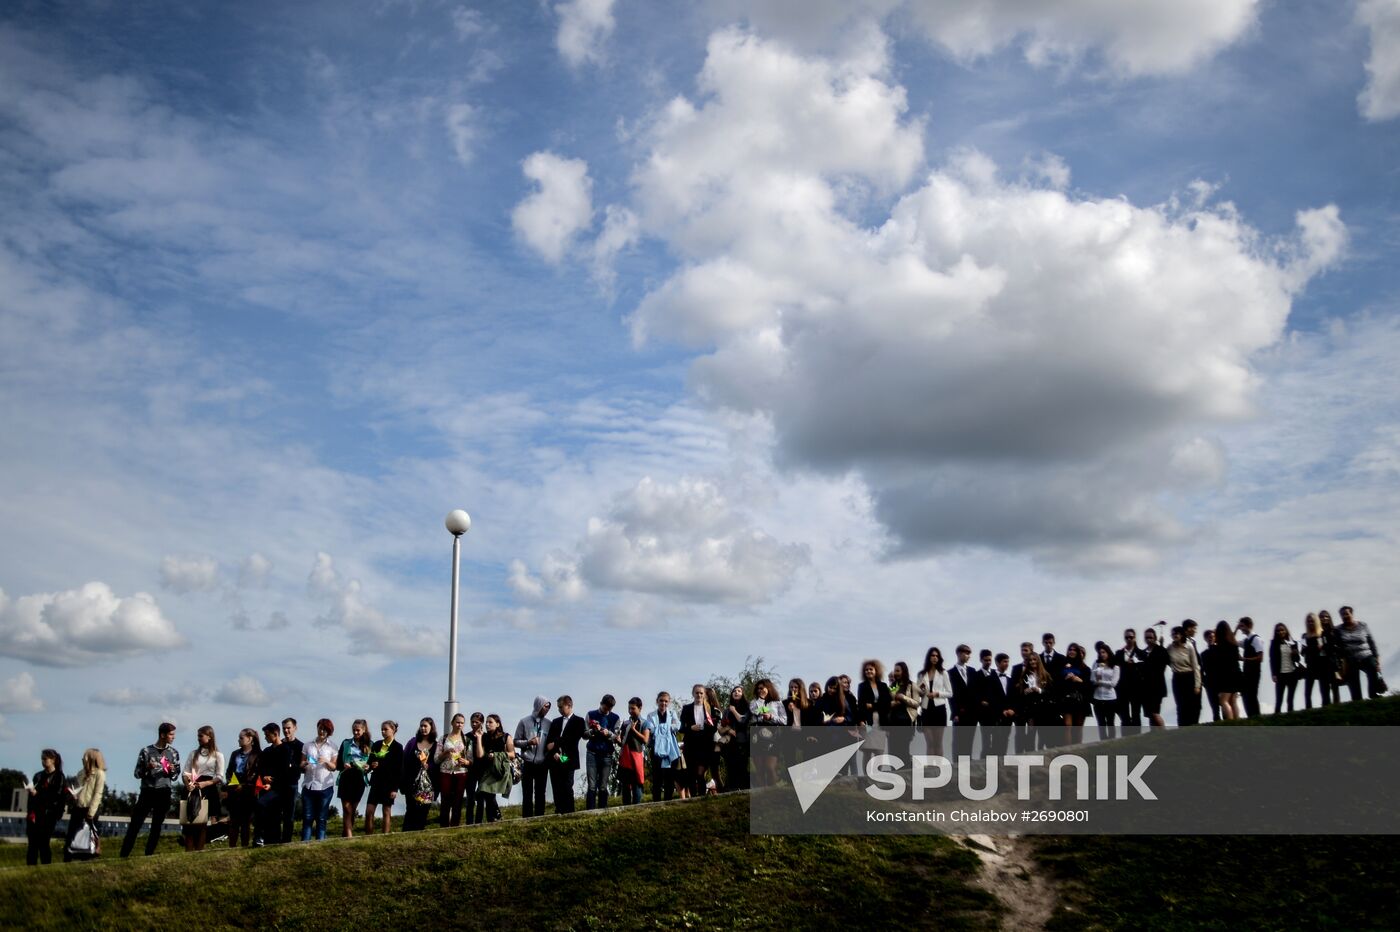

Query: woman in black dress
1059 643 1092 745
365 720 402 834
401 717 438 832
1140 625 1170 727
1211 621 1243 720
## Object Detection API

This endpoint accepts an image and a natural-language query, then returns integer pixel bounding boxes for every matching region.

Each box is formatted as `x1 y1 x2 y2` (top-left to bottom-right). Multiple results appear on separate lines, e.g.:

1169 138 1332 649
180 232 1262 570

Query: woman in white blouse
1091 642 1122 739
182 725 226 852
917 646 952 757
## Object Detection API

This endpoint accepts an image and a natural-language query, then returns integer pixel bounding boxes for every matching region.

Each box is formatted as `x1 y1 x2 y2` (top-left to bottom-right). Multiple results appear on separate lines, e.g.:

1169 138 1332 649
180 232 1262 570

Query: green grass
0 795 999 931
1034 695 1400 931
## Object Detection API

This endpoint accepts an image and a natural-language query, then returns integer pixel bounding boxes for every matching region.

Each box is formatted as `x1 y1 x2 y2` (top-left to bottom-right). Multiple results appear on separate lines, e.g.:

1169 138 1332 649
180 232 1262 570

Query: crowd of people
20 607 1387 865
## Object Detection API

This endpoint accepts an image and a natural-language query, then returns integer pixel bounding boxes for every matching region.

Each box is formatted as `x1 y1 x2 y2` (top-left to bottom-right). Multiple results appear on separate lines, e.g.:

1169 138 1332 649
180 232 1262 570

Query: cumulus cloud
624 32 1346 571
0 582 185 666
159 555 221 593
507 555 586 604
556 0 617 67
444 101 477 166
91 684 201 707
633 28 922 238
564 477 809 603
0 672 44 713
451 6 486 40
512 151 594 263
237 552 272 589
1359 0 1400 121
308 553 444 656
905 0 1259 76
212 674 273 706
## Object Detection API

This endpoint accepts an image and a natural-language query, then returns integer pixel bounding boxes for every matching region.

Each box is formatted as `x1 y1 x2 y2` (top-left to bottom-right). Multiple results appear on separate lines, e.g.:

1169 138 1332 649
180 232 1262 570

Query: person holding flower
120 722 179 858
181 725 225 852
436 713 471 828
365 720 402 835
25 749 65 865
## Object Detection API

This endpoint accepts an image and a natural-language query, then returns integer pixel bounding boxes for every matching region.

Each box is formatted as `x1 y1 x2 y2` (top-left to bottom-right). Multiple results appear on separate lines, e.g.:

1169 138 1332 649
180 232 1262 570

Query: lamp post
444 508 471 728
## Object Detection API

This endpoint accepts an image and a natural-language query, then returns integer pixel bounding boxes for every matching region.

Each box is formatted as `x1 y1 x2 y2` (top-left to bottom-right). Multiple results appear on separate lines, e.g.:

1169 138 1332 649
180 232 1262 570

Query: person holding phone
618 698 651 805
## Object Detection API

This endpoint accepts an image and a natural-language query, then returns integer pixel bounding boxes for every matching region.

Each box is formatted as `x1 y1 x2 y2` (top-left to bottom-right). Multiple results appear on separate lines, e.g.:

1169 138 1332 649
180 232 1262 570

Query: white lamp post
444 508 472 728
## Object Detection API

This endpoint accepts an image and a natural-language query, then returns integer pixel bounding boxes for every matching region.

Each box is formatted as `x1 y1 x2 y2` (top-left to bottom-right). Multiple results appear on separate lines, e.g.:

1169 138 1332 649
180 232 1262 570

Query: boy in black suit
545 695 586 814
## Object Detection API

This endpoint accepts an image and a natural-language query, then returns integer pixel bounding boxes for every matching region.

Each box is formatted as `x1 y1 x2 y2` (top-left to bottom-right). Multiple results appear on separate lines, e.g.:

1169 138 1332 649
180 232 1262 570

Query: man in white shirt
1238 617 1265 719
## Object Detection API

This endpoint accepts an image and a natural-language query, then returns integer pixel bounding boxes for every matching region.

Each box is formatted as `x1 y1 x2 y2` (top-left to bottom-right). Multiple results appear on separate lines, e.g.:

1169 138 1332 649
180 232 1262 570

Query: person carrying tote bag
64 748 106 862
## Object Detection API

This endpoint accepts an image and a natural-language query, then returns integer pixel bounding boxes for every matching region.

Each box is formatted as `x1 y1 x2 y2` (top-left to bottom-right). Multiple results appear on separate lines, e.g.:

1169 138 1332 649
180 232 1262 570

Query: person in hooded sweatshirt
512 695 553 818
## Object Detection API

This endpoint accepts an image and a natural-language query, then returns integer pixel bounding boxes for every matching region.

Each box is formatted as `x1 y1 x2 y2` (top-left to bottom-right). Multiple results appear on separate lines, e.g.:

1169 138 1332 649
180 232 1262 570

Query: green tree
706 655 779 710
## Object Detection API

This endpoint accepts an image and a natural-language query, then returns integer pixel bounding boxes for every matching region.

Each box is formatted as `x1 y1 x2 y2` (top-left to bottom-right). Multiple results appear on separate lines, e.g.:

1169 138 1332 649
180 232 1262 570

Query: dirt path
958 834 1057 931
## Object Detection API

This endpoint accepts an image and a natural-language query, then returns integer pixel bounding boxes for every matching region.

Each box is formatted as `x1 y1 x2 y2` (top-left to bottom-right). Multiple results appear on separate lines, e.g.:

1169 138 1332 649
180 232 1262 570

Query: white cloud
308 553 444 656
237 552 273 589
212 674 272 706
91 684 201 707
623 29 1346 571
158 554 221 593
507 554 586 604
512 151 594 263
0 672 44 713
451 6 486 40
904 0 1260 76
556 0 617 67
0 582 186 666
574 477 810 603
591 204 640 290
1359 0 1400 121
633 28 923 237
444 101 477 166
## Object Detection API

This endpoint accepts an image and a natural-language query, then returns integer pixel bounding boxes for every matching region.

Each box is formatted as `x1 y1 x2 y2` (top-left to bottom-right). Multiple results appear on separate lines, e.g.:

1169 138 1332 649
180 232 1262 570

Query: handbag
67 819 99 856
179 789 209 825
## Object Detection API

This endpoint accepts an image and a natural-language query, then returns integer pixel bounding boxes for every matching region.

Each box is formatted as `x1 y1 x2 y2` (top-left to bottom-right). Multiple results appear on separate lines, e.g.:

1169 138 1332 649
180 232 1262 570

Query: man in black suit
972 649 998 758
1040 633 1066 679
980 654 1016 756
948 644 977 761
545 695 586 814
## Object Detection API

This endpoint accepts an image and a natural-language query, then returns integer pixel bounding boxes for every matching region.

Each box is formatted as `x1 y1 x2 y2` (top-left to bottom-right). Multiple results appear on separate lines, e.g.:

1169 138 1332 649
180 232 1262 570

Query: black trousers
1241 663 1262 718
1301 669 1331 708
27 814 59 865
120 787 172 857
549 763 577 814
1274 671 1300 713
951 721 976 760
1172 672 1201 725
521 761 548 817
254 788 281 844
650 756 679 801
1345 657 1382 701
280 787 298 843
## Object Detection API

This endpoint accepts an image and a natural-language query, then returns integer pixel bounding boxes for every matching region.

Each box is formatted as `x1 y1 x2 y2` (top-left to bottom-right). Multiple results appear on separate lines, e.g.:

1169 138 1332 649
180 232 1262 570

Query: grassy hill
1032 695 1400 931
0 793 998 931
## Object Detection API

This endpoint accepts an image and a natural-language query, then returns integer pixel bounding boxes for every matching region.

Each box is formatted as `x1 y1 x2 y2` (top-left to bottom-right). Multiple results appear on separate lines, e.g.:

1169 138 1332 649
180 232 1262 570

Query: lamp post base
443 699 459 729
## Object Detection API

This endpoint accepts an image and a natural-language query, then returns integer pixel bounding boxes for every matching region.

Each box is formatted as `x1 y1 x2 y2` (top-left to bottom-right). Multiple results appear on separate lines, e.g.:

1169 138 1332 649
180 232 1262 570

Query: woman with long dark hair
25 749 65 865
472 714 515 822
1091 643 1121 738
917 648 952 757
63 748 105 862
886 662 920 763
337 719 370 837
1270 622 1303 714
750 678 787 788
436 712 471 828
1319 610 1343 704
1211 621 1243 720
365 721 401 835
225 728 259 848
1060 643 1092 744
181 725 225 852
718 685 750 792
401 717 438 832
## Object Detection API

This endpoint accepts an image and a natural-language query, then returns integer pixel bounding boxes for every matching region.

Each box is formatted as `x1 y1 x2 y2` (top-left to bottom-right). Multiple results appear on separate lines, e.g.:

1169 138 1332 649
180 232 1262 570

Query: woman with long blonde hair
63 748 105 862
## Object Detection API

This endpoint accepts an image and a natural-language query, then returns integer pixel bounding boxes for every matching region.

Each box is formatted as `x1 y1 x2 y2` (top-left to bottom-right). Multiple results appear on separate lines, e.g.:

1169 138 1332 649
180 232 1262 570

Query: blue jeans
301 787 332 840
585 751 614 809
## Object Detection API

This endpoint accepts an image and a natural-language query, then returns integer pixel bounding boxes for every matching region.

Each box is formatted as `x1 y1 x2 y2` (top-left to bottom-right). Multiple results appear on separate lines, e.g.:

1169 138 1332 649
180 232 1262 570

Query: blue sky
2 0 1399 786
